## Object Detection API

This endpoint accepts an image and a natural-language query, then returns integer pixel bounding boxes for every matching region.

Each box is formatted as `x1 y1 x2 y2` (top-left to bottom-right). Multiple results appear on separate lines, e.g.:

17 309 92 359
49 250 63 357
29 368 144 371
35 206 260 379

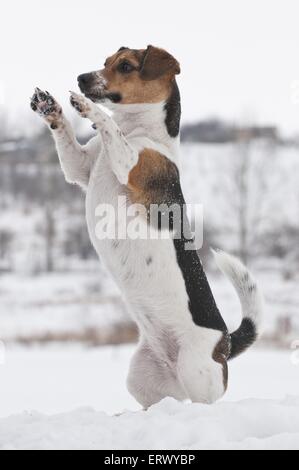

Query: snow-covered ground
0 346 299 449
0 271 128 341
2 396 299 450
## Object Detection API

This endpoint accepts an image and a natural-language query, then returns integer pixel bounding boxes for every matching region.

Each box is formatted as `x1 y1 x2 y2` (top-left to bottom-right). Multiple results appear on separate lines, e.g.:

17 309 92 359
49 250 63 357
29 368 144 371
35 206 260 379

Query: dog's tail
212 249 263 360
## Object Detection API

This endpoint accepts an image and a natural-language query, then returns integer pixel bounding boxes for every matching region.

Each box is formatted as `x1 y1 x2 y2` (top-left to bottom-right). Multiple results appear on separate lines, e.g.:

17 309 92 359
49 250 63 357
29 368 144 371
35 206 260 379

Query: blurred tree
0 229 13 262
225 130 278 264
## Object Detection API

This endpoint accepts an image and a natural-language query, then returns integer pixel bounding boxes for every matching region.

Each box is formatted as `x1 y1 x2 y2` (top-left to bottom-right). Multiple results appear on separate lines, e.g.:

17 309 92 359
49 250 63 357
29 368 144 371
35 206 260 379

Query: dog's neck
104 81 181 158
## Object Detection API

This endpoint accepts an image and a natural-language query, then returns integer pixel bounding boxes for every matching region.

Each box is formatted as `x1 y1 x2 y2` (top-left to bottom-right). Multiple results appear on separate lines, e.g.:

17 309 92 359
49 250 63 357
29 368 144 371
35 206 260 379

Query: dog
31 46 263 407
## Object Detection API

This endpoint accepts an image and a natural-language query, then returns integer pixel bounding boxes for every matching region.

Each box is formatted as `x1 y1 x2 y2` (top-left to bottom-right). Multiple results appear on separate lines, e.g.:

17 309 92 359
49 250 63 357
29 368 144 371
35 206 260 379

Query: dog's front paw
30 88 63 130
70 92 92 118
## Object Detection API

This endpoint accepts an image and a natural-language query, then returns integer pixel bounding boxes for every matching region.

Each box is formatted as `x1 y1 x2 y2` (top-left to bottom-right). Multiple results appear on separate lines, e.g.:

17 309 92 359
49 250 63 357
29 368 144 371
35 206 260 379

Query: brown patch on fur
140 46 181 80
102 46 180 104
127 148 179 207
213 335 230 391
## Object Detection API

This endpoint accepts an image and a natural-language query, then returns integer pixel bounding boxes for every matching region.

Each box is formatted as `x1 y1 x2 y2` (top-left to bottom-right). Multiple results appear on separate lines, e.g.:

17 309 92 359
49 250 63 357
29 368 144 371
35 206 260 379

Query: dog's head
78 46 180 106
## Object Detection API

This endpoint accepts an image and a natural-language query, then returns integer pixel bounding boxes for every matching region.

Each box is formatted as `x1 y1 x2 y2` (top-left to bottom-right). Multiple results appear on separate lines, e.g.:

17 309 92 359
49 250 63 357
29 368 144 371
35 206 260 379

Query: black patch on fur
118 47 128 52
229 317 257 360
106 92 122 103
174 237 228 332
150 156 228 331
146 256 153 266
143 152 227 332
164 80 181 138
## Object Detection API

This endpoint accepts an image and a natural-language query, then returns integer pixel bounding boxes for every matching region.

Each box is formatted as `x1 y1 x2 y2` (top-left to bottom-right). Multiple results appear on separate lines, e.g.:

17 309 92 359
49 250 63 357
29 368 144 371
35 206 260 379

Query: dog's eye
118 61 134 74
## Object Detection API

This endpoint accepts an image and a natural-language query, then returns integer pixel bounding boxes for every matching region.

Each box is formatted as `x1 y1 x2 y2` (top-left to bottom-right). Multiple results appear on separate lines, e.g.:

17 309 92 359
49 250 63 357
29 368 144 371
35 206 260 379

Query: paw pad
30 88 62 123
69 92 91 117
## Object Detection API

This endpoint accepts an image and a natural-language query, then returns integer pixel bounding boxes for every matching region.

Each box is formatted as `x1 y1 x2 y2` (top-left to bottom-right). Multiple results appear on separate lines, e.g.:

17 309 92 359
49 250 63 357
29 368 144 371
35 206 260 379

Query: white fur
51 118 101 188
212 249 264 333
45 97 227 408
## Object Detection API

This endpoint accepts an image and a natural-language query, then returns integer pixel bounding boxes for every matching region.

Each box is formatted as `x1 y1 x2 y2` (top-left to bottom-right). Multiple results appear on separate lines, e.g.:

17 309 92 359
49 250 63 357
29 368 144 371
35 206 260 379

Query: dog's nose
78 73 93 88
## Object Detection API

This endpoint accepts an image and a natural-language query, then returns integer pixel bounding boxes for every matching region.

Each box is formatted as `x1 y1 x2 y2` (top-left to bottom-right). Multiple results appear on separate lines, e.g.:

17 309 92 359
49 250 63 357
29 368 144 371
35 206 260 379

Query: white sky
1 0 299 135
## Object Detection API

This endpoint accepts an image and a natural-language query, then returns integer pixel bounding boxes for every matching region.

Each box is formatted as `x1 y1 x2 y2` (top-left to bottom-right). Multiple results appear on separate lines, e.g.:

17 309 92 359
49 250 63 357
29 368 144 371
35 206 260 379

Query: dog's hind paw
30 88 62 130
70 92 91 118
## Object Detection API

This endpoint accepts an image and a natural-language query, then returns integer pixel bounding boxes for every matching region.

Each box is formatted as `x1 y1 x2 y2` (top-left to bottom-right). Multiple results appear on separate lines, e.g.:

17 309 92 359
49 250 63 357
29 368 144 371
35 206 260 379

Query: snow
0 346 299 449
0 272 126 340
2 396 299 450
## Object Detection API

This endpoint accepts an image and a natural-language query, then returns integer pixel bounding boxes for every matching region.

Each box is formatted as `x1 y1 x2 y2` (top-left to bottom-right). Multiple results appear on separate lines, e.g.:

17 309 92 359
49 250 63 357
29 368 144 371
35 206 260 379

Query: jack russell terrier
31 46 263 407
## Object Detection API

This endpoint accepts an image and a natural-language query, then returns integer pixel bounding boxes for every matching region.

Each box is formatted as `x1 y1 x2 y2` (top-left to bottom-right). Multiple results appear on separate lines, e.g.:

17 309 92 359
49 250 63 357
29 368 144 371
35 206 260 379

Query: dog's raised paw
69 92 91 118
30 88 62 128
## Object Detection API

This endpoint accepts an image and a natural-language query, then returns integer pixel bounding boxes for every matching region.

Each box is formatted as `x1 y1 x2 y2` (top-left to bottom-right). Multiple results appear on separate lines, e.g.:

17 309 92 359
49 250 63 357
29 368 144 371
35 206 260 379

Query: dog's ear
140 46 181 81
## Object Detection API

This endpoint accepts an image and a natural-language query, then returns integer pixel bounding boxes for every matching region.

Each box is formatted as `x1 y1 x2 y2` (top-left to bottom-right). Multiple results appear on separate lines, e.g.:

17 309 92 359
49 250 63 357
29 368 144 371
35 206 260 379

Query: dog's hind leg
30 89 101 189
70 92 138 185
127 342 186 409
176 332 227 405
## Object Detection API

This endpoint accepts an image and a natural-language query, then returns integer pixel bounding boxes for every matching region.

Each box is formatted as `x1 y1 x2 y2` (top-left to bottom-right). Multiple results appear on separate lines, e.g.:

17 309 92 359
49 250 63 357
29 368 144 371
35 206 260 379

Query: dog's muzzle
77 72 121 104
77 72 106 100
78 72 99 93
